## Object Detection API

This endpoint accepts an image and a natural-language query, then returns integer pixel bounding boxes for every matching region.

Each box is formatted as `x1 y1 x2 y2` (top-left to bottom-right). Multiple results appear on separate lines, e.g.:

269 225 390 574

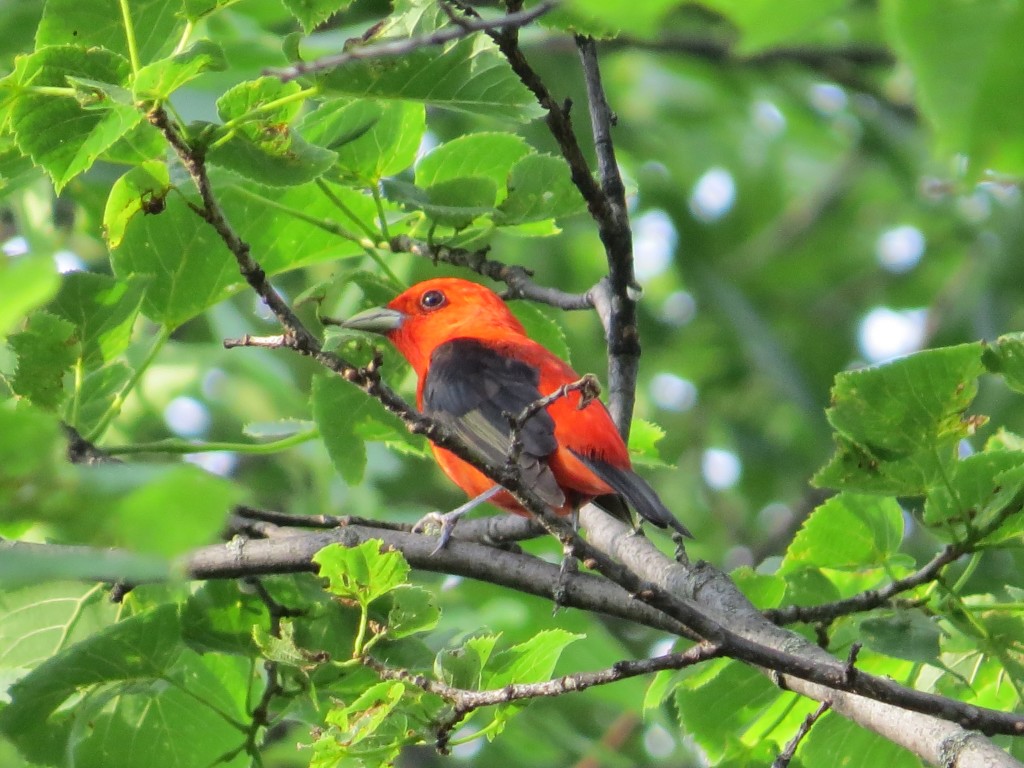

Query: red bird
341 277 690 547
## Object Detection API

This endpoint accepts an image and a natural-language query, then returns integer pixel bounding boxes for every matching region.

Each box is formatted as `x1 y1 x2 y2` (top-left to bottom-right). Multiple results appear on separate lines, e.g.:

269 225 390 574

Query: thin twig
388 235 595 310
771 702 831 768
362 644 722 751
265 1 558 83
766 495 1024 625
505 374 601 469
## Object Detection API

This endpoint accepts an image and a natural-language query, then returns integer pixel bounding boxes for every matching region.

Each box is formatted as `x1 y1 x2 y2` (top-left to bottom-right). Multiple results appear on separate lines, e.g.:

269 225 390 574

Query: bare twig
772 702 831 768
265 1 558 82
387 235 595 310
362 644 721 751
504 374 601 468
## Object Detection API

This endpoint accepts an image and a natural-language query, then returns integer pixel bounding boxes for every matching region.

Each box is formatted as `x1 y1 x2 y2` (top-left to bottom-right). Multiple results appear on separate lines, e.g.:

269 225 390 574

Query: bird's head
340 278 526 376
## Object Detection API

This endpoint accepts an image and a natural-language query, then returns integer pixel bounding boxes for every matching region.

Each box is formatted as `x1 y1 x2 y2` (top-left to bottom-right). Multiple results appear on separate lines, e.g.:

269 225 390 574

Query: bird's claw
412 511 459 554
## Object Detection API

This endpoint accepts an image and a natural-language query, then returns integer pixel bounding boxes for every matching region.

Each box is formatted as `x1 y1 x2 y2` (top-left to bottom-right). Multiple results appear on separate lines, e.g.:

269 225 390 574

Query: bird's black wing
422 339 565 509
572 450 693 538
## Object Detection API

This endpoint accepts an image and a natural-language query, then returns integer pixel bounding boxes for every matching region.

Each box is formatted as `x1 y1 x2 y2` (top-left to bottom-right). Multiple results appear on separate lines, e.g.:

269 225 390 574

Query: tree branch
145 93 1024 768
387 235 595 310
265 1 558 83
363 643 721 751
575 36 640 434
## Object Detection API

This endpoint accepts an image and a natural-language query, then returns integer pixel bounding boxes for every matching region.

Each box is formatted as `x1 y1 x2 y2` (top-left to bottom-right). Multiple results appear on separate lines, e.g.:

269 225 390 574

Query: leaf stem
86 325 171 442
315 179 380 241
118 0 141 74
220 87 319 132
172 20 194 56
103 428 319 456
371 184 391 241
353 602 369 658
228 184 365 244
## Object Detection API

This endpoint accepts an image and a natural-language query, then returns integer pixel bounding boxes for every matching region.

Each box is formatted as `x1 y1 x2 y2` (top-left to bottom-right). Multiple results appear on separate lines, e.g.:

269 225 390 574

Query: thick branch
145 94 1023 767
580 507 1024 766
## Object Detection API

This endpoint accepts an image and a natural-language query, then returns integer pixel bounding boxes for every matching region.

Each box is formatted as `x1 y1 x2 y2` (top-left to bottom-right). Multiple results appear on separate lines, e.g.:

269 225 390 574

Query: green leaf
109 188 242 328
99 119 164 164
311 372 424 483
628 418 669 467
0 255 60 338
483 629 582 688
983 333 1024 395
315 681 406 764
181 580 272 655
103 161 171 249
8 46 141 191
381 585 440 640
36 0 184 65
674 659 784 762
781 493 904 573
814 343 986 493
435 633 499 689
495 154 587 224
0 604 182 765
69 652 251 768
860 610 942 664
67 362 133 436
218 181 371 272
50 272 149 370
415 133 532 197
99 464 244 555
827 344 984 454
281 0 356 33
183 0 240 21
8 311 79 410
209 77 336 186
132 40 227 100
0 404 65 518
730 567 786 610
299 99 425 184
922 451 1024 540
0 582 118 672
384 176 496 229
509 300 571 362
556 0 677 38
883 0 1024 177
209 129 337 187
313 540 411 606
253 620 309 666
318 35 544 121
799 710 921 768
699 0 848 54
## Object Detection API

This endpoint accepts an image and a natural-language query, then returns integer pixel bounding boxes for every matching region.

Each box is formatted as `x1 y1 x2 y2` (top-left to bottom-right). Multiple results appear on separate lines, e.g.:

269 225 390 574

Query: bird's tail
573 452 693 538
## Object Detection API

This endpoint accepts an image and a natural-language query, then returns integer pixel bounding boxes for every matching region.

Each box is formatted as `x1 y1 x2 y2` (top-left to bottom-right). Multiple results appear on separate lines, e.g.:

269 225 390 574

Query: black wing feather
423 339 565 508
572 450 693 538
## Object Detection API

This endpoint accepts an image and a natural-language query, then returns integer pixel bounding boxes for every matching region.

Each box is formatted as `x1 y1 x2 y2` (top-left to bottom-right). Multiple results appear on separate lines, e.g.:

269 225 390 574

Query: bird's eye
419 290 446 310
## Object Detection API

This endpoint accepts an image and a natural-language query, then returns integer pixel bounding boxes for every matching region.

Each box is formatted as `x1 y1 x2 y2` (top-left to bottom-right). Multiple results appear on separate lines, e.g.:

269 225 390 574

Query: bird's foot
412 485 503 555
551 541 579 614
412 511 462 555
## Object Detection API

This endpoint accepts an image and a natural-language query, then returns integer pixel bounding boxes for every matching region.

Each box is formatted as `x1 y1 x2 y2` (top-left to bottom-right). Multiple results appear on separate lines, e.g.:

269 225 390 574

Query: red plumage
343 277 690 537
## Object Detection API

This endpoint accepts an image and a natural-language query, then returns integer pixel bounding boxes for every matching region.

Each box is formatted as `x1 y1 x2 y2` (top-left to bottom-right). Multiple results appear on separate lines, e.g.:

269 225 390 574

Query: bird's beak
338 306 407 335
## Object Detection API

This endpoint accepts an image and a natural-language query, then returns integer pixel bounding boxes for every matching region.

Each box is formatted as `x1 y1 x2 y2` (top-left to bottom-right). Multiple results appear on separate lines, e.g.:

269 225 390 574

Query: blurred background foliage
2 0 1024 765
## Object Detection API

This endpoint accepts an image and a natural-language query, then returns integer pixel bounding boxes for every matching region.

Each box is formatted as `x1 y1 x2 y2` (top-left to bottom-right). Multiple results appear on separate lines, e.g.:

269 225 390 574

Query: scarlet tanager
341 277 691 546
